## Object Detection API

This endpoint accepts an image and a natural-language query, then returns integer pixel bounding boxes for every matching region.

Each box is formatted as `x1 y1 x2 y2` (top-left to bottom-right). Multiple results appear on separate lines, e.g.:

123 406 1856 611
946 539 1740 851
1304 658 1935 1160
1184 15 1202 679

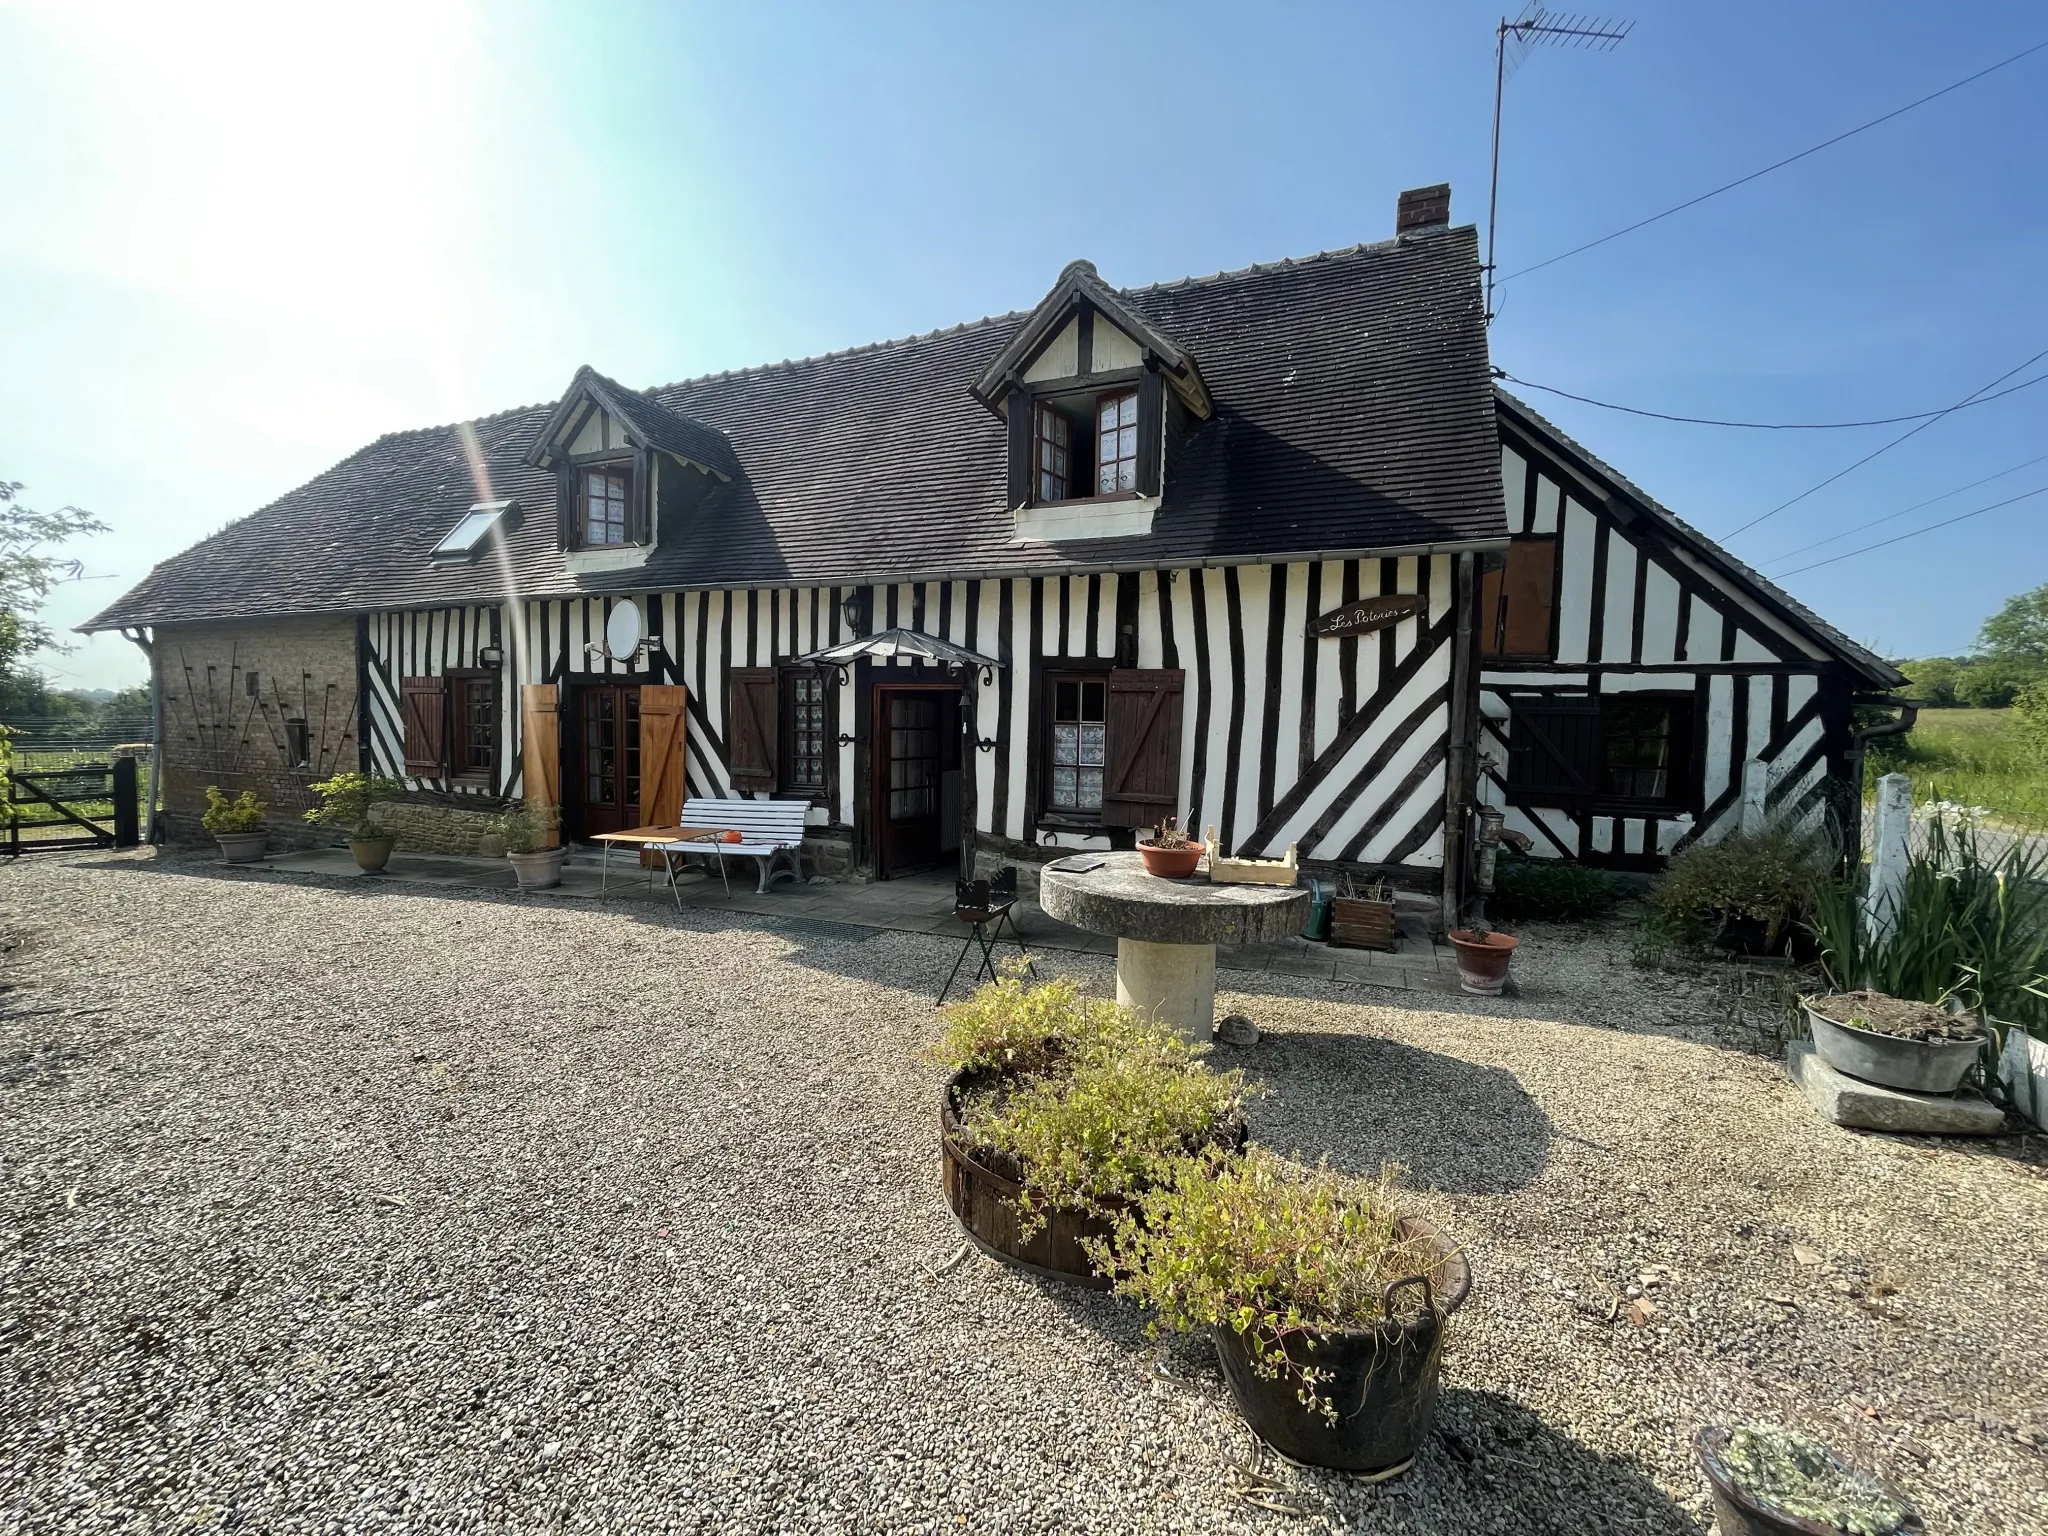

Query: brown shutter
1006 390 1031 509
630 450 654 545
1506 698 1598 808
1100 668 1185 828
400 676 446 775
1135 366 1163 496
557 463 578 550
638 685 688 829
1500 538 1558 659
726 668 778 790
520 684 562 847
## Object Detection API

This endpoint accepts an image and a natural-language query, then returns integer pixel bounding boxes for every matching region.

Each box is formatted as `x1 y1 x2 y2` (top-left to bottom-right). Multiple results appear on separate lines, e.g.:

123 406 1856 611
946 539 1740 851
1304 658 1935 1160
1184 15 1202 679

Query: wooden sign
1308 593 1426 638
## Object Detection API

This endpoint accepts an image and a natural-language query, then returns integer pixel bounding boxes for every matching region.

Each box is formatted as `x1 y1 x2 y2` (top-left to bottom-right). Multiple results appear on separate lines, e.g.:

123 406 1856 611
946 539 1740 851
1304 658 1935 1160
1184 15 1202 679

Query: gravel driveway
4 850 2044 1535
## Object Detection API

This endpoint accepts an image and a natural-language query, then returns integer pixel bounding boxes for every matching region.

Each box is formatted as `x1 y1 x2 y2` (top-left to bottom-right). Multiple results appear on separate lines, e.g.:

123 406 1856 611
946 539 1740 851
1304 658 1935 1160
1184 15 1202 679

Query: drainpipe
120 626 163 843
1845 694 1916 870
1438 553 1481 937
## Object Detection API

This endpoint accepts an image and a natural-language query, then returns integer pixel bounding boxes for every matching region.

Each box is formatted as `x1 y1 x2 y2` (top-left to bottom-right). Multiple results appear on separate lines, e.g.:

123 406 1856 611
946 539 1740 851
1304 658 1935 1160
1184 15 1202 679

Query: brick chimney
1396 183 1451 236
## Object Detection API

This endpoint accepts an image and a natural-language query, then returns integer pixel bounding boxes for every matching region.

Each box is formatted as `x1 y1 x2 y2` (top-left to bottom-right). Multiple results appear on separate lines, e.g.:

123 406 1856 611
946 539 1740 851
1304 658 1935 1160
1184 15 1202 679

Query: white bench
658 797 811 898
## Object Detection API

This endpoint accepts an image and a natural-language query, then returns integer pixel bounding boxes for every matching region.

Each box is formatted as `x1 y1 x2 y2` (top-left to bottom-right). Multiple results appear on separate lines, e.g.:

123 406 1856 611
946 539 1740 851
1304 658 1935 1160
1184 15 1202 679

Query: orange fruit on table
721 830 743 843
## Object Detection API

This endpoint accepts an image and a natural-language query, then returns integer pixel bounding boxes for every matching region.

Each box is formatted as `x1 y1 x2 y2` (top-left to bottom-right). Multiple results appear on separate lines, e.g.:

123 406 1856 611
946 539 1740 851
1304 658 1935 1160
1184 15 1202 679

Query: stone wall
154 617 362 846
365 798 506 856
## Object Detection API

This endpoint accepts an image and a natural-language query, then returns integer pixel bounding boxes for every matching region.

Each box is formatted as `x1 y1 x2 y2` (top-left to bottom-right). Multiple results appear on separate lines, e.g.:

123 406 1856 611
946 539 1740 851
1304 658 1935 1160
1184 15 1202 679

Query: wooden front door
873 684 959 878
571 683 640 839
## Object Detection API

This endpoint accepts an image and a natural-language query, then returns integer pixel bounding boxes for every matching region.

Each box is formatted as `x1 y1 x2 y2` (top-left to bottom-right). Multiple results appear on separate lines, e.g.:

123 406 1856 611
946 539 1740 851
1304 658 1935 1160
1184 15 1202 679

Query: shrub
1808 811 2048 1032
1648 829 1822 947
934 973 1249 1228
2016 679 2048 765
304 771 402 839
1087 1149 1449 1423
200 786 266 835
1488 854 1620 921
487 802 561 854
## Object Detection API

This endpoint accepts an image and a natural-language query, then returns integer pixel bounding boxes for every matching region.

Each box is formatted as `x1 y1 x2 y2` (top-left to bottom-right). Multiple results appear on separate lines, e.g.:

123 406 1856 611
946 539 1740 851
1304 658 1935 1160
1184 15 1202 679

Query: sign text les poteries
1307 593 1428 638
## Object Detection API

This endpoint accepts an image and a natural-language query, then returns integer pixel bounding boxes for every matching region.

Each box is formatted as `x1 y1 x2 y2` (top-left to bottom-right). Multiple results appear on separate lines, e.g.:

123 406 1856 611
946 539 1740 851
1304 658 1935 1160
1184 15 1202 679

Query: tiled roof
87 226 1505 630
555 366 742 479
1494 388 1905 689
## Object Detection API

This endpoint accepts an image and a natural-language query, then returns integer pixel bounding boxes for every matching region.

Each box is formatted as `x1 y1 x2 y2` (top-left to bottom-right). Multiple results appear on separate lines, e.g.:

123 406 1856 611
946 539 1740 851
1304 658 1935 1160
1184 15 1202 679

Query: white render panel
1022 316 1080 382
1502 447 1529 534
1639 564 1682 665
1274 563 1308 804
1704 674 1735 806
1733 628 1778 664
1092 320 1143 371
1601 535 1637 664
1533 476 1562 536
1684 594 1723 662
1556 500 1597 664
1602 671 1697 692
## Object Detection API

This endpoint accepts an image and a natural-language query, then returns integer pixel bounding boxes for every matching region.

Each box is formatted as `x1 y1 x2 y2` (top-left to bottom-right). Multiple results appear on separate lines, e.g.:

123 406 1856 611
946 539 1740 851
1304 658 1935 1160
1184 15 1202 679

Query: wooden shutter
1100 668 1186 828
520 684 562 848
638 685 689 828
1500 538 1558 659
1006 389 1032 509
1478 555 1507 658
400 676 446 775
1505 698 1599 809
630 450 654 545
557 463 578 550
727 668 779 790
1135 366 1163 496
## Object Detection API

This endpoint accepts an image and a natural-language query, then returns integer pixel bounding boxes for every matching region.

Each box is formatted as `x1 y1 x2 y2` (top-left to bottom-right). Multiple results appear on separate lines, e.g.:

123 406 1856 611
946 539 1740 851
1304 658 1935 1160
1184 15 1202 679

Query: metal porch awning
796 627 1003 683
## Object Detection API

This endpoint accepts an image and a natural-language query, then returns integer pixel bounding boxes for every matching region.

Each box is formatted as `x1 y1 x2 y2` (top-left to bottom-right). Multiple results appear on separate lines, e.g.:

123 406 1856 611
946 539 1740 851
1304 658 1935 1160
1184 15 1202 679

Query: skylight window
432 500 514 561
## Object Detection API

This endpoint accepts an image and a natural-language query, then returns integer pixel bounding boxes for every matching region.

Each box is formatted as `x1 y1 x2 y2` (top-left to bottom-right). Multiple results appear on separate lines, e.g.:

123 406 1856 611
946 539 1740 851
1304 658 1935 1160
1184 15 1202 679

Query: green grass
1872 708 2048 828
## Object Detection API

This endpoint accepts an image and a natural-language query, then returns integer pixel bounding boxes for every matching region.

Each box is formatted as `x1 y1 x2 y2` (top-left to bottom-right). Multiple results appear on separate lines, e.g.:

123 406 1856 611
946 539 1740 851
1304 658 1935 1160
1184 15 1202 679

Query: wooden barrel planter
940 1065 1246 1289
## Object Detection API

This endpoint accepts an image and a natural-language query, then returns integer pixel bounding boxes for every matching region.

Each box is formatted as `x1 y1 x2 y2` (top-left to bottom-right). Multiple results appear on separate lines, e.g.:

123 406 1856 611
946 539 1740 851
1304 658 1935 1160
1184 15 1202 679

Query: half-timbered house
86 183 1901 919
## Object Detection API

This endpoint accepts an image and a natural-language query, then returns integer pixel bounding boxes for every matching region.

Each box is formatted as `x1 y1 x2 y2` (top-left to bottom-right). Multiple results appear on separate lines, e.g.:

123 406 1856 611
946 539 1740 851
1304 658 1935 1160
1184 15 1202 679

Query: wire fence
1858 801 2048 870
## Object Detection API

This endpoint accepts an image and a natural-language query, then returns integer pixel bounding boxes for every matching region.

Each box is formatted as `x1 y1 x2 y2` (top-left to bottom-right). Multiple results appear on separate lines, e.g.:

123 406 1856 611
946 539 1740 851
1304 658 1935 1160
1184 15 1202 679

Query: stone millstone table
1038 852 1308 1042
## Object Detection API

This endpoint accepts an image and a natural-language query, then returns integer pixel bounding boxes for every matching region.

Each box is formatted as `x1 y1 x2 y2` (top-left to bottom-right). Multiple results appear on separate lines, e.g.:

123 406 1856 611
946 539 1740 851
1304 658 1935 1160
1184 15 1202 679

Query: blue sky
3 0 2043 691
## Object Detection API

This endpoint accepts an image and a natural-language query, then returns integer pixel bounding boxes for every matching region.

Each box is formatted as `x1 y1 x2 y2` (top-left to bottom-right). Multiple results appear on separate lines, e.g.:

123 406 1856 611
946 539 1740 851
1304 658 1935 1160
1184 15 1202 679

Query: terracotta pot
1448 929 1518 995
1212 1218 1469 1475
212 831 268 865
1137 841 1203 878
507 847 566 891
349 835 396 873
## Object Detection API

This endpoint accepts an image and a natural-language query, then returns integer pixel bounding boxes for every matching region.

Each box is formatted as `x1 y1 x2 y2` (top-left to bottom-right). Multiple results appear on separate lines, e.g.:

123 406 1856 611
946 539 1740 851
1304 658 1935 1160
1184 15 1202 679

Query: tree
0 480 107 713
1975 581 2048 671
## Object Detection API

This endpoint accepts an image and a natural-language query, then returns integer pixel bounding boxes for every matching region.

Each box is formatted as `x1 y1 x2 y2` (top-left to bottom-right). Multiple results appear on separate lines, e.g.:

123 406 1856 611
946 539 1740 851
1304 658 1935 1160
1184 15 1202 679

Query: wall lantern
840 590 871 638
478 645 505 668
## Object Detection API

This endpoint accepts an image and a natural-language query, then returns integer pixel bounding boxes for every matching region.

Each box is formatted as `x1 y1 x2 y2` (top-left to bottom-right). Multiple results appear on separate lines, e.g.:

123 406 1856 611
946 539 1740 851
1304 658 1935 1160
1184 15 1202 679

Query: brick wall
154 617 362 846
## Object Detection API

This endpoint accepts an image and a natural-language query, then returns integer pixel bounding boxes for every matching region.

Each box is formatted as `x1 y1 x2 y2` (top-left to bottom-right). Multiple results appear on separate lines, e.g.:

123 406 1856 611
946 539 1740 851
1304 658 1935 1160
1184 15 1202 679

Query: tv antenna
1486 6 1633 322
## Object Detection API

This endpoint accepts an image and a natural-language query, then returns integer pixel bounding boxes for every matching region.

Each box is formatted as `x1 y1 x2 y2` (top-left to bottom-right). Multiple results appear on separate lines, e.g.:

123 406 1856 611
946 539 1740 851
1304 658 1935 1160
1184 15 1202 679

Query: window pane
1081 681 1105 721
1055 680 1079 720
1119 394 1137 426
1117 461 1135 491
1052 766 1077 808
1053 722 1078 765
1079 723 1104 767
1099 399 1118 432
1079 768 1103 810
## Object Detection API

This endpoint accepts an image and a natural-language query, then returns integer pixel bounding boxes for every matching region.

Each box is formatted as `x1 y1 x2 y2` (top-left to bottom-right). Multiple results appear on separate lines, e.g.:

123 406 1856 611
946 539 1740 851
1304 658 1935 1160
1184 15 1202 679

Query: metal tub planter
1802 992 1983 1095
1211 1223 1469 1477
1695 1424 1922 1536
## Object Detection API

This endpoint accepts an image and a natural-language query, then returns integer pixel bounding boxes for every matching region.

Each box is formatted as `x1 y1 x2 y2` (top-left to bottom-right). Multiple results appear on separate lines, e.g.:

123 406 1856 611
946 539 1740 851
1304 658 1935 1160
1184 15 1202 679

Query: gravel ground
3 849 2045 1535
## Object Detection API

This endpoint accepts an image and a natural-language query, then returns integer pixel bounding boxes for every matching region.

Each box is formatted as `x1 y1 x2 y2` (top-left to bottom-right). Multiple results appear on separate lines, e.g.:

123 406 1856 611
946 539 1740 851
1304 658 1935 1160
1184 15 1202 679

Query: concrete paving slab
1786 1041 2004 1135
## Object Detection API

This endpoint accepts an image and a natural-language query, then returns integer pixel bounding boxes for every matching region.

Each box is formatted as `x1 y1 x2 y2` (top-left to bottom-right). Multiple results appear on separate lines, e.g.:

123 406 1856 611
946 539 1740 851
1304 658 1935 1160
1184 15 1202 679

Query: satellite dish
605 600 645 660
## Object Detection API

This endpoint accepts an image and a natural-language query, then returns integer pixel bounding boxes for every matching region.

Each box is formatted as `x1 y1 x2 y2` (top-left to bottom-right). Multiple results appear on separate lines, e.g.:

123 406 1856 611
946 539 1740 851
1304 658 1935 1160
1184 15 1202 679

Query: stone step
1786 1040 2003 1136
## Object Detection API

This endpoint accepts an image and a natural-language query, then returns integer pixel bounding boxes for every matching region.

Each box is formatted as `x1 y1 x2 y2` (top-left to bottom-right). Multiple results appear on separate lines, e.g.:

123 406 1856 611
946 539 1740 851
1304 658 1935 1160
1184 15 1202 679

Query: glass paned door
574 684 641 838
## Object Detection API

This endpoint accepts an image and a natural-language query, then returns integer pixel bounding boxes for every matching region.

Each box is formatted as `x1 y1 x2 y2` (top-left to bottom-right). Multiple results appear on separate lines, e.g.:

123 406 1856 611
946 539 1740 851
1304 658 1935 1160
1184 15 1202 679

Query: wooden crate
1328 894 1398 951
1202 828 1299 886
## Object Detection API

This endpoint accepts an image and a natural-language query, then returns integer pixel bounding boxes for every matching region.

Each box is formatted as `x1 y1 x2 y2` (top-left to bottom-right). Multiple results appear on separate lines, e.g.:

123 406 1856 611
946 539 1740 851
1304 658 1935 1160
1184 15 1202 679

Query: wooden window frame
1094 388 1140 497
447 670 500 787
777 665 833 807
1040 667 1110 821
1595 692 1697 816
575 460 636 549
1033 403 1071 504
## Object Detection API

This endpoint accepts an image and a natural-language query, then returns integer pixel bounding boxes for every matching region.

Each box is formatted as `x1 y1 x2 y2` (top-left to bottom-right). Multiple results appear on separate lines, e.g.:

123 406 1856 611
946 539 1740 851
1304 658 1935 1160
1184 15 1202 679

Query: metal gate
4 756 141 855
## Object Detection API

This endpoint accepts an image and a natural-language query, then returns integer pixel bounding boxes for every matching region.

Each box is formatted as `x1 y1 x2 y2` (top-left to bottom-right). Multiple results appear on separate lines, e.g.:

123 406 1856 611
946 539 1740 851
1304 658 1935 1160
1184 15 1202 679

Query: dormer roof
525 365 740 480
971 259 1213 418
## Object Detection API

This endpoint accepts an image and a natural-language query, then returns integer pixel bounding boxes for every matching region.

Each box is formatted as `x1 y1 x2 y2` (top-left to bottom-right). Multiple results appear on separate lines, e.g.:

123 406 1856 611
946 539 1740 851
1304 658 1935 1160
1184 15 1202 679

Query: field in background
1872 708 2048 828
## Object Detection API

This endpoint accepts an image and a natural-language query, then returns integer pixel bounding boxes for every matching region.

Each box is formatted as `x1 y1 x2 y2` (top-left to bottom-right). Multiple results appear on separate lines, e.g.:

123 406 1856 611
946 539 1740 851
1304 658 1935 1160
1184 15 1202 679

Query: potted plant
201 786 269 864
1695 1424 1922 1536
931 972 1249 1288
489 802 565 890
1090 1149 1469 1477
1447 919 1518 995
1137 815 1203 879
1800 991 1985 1095
1649 830 1819 956
303 771 403 872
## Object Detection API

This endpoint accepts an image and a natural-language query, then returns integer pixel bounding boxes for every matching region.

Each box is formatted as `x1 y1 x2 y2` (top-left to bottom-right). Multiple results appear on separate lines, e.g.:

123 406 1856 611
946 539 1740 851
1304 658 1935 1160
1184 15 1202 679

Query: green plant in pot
304 771 403 872
488 802 565 890
200 785 269 864
931 971 1251 1287
1695 1423 1922 1536
1649 828 1820 956
1088 1148 1468 1477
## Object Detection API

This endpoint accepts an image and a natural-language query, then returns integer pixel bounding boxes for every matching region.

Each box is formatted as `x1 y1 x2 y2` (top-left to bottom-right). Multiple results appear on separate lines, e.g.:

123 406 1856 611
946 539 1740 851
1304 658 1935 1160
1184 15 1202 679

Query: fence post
113 757 140 848
1862 771 1912 947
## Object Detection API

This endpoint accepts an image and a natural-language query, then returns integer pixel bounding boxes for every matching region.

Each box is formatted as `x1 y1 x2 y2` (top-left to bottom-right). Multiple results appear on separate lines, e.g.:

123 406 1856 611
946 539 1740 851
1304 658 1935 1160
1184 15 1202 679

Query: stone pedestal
1115 938 1218 1042
1038 852 1308 1045
1786 1041 2003 1135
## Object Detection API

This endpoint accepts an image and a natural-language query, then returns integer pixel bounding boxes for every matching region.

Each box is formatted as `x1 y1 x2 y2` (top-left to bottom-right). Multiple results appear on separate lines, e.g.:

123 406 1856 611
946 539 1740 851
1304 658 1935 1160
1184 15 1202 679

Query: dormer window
578 465 633 547
1029 388 1144 506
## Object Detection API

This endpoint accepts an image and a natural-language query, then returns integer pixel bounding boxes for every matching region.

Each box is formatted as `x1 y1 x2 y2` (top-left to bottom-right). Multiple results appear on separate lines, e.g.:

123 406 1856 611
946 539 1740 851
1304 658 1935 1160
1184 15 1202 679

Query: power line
1498 36 2048 284
1775 484 2048 577
1722 343 2048 539
1759 450 2048 566
1494 368 2048 428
